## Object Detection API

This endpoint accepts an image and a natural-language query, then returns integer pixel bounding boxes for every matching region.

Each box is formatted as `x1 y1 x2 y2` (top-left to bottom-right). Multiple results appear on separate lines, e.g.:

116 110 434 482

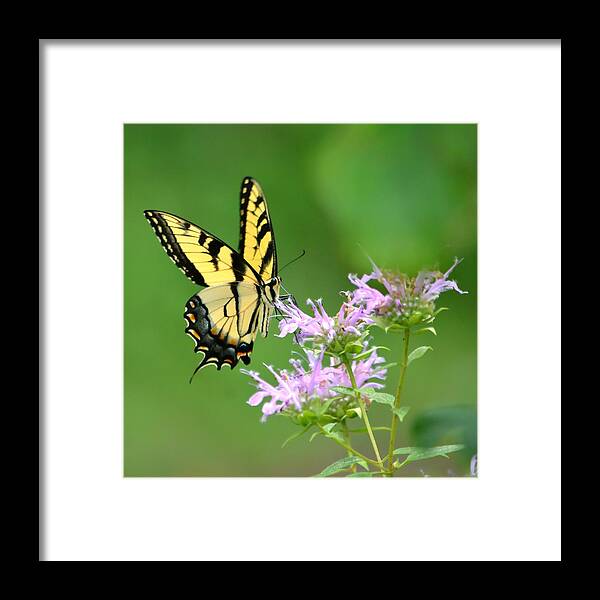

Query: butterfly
144 177 282 378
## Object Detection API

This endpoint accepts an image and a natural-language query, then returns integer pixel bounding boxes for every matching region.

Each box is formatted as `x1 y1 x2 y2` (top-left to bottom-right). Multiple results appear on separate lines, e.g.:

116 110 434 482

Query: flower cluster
244 258 466 422
276 298 372 354
349 257 467 329
242 345 386 422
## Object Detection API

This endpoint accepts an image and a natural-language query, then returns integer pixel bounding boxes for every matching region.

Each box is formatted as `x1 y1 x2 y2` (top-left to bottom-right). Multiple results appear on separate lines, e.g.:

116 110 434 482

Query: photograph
42 39 561 562
124 123 478 477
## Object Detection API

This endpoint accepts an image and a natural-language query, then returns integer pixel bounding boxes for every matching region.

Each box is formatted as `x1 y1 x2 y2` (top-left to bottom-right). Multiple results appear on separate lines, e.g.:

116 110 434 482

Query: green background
124 124 477 477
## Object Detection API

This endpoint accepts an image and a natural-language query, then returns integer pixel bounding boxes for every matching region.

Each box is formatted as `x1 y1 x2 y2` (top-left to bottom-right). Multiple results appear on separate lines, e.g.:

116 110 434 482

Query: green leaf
415 326 437 336
326 432 345 444
353 387 376 397
393 447 420 456
316 455 368 477
345 471 379 477
370 392 396 406
320 423 344 444
406 445 464 462
317 414 337 425
372 317 398 332
393 406 410 422
309 431 322 443
330 385 355 396
407 312 427 326
433 307 449 317
358 388 395 406
393 444 465 463
330 385 396 407
316 398 335 415
351 345 390 362
345 407 362 419
281 425 312 448
348 426 391 434
411 405 477 470
372 361 397 372
384 318 406 333
371 345 391 352
343 341 363 355
407 346 433 366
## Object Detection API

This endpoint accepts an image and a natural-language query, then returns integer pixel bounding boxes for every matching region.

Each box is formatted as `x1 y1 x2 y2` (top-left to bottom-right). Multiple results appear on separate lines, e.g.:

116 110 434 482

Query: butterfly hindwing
184 282 272 372
239 177 278 280
144 210 259 287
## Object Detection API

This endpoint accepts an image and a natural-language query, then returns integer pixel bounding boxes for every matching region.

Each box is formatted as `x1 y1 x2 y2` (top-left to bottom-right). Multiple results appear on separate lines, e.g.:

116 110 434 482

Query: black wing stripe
207 239 224 268
146 211 207 286
261 242 274 275
256 211 268 229
231 250 248 282
256 223 270 245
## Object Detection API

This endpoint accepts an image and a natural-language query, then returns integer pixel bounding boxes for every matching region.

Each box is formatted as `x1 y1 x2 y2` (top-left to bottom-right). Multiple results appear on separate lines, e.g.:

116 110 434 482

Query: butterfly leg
278 293 298 307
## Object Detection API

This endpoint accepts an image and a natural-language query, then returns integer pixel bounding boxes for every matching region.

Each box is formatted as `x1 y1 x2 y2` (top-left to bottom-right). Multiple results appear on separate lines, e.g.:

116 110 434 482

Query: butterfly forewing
239 177 278 280
144 210 260 287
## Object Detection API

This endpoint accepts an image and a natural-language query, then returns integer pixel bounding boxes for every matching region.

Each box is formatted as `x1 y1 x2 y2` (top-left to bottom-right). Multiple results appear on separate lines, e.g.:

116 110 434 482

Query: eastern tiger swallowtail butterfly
144 177 281 378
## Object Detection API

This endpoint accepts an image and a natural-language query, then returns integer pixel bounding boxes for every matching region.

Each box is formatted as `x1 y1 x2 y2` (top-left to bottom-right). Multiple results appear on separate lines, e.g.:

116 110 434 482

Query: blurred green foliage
124 124 477 476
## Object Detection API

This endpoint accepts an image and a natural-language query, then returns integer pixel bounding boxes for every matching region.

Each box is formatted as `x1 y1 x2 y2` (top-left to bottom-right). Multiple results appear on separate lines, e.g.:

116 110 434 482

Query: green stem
342 356 384 468
386 328 411 476
394 457 410 471
341 420 356 472
341 420 351 451
317 424 380 467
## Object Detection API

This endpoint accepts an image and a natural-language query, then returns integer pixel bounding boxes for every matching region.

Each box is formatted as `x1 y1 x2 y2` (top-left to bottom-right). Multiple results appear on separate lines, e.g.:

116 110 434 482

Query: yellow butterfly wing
144 210 261 287
184 281 272 375
238 177 278 281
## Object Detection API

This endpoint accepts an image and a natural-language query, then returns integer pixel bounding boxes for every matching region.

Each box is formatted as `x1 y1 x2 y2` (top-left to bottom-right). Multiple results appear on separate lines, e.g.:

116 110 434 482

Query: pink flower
275 298 335 344
414 258 467 302
275 297 372 351
242 346 387 422
348 258 467 327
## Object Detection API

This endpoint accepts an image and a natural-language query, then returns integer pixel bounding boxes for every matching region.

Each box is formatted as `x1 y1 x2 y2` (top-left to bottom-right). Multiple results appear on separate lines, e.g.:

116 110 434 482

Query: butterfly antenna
279 249 306 273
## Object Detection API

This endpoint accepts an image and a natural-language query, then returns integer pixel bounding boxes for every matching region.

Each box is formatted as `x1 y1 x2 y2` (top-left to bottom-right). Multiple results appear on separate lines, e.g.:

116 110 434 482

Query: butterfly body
144 177 280 374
